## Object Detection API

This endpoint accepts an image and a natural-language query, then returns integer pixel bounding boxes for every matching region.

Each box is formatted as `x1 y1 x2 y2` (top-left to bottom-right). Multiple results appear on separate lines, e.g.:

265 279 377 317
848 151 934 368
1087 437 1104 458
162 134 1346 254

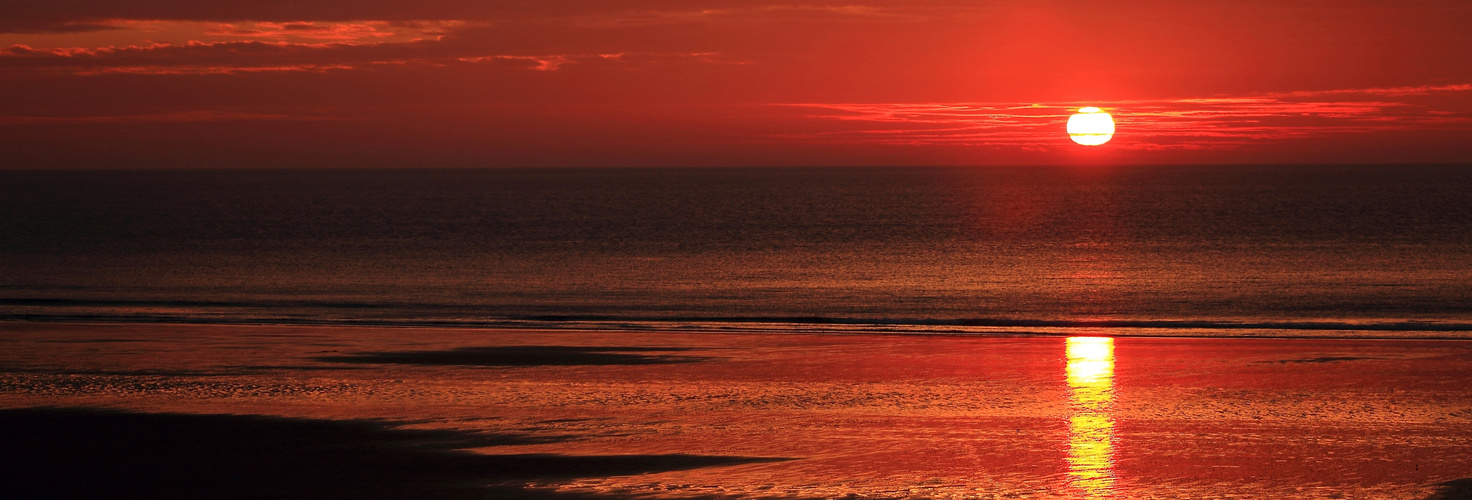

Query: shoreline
6 317 1472 341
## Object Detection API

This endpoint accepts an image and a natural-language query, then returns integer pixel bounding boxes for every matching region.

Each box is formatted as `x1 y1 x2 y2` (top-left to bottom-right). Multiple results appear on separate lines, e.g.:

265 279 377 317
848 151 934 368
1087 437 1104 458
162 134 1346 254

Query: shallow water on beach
4 165 1472 336
4 324 1472 499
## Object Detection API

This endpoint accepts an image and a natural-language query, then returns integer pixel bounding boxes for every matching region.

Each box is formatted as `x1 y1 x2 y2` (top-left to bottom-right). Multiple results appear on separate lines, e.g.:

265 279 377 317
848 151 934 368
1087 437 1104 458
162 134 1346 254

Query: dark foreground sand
2 323 1471 499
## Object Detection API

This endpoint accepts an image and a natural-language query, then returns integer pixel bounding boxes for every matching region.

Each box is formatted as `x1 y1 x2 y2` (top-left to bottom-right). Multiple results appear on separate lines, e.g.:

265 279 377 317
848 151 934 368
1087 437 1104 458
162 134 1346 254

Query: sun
1067 107 1115 146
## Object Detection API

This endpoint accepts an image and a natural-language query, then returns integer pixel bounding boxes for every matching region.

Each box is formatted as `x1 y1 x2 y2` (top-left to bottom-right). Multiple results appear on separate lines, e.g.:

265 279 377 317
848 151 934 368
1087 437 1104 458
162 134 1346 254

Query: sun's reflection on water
1066 336 1116 497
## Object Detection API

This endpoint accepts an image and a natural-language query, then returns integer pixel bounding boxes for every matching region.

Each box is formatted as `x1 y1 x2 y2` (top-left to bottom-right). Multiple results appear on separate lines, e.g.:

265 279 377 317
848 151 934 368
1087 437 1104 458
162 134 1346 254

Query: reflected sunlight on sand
1066 336 1116 497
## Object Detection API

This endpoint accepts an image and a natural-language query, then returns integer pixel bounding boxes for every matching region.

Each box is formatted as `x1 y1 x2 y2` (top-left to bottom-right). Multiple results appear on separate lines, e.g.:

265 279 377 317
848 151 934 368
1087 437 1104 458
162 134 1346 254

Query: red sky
3 0 1471 168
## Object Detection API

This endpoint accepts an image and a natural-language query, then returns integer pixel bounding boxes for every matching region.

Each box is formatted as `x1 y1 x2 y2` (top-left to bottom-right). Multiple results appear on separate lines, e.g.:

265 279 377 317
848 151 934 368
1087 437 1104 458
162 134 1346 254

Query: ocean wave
4 297 1472 338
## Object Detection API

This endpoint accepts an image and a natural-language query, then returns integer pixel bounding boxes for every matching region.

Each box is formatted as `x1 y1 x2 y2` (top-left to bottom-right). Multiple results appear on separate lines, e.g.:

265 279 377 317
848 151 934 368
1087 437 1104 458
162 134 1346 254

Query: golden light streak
1066 336 1116 497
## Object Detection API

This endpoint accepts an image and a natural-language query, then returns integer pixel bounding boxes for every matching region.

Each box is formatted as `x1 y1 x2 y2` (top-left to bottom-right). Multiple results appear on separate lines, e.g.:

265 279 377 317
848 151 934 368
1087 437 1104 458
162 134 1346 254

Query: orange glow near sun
1068 107 1116 146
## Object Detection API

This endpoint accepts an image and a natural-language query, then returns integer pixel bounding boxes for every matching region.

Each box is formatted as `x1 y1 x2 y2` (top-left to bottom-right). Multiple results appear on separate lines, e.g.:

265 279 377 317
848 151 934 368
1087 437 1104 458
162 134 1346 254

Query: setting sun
4 2 1472 499
1068 107 1116 146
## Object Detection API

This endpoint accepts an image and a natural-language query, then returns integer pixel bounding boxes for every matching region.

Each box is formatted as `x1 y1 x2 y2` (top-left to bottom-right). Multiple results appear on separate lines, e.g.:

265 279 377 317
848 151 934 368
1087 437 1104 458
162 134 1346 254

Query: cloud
1271 83 1472 98
7 1 1472 104
776 84 1472 151
201 20 467 43
1 1 1469 167
0 1 949 33
1 38 743 77
1 41 406 73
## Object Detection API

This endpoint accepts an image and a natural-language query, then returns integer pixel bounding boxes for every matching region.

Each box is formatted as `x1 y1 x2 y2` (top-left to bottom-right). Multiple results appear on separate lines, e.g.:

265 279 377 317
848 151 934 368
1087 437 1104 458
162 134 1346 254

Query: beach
5 1 1472 496
4 166 1472 498
4 322 1471 499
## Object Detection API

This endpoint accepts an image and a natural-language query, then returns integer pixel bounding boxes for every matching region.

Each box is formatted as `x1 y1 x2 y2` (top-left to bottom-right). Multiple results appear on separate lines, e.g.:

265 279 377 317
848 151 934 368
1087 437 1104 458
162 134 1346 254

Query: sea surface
4 165 1472 337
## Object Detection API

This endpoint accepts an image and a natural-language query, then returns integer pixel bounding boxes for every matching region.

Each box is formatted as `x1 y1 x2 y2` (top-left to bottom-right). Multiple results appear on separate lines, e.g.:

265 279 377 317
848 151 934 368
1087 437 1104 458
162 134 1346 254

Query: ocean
4 165 1472 337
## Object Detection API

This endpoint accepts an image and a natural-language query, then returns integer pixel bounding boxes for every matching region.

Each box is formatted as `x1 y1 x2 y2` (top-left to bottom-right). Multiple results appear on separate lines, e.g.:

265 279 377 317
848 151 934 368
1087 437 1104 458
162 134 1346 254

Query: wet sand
3 322 1472 499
